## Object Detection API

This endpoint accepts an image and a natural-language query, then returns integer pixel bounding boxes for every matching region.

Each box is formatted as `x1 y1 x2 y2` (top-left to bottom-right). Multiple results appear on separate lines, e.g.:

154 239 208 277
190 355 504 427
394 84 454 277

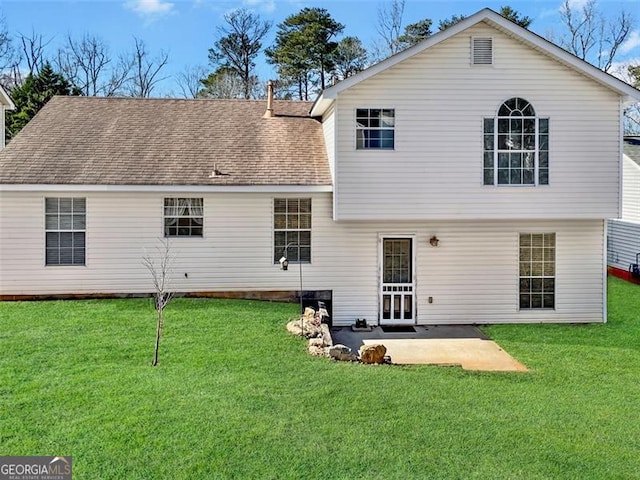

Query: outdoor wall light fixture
279 242 304 316
429 236 440 247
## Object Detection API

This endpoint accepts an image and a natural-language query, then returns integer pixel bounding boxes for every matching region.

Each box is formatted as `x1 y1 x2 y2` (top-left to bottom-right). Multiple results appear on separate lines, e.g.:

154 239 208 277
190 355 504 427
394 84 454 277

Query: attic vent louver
472 37 493 65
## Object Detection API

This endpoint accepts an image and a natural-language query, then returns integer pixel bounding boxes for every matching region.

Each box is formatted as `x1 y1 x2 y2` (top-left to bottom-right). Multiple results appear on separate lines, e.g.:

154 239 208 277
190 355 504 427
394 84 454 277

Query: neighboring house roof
0 96 331 186
624 137 640 168
311 8 640 116
0 85 14 110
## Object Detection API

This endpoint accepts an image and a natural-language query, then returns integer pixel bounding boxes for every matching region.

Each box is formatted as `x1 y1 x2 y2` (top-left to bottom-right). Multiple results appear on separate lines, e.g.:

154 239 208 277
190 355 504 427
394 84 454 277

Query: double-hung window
164 198 203 237
519 233 555 309
273 198 311 263
483 98 549 186
45 197 86 266
356 108 395 149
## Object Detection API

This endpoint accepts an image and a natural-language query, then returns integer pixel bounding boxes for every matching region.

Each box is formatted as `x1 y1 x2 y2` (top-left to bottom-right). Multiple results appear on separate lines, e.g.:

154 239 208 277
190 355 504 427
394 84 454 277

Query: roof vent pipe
263 80 274 119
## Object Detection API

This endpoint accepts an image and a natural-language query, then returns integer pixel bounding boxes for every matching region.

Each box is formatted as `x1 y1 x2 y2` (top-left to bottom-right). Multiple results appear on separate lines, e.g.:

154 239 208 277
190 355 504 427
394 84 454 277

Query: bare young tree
175 64 208 98
125 37 169 98
376 0 405 57
56 33 112 96
142 238 175 367
558 0 633 73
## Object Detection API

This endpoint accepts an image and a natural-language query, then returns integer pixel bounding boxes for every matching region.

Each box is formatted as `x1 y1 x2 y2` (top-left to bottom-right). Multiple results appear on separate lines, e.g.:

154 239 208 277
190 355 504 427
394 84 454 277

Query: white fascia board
310 8 640 116
0 184 333 193
0 86 15 110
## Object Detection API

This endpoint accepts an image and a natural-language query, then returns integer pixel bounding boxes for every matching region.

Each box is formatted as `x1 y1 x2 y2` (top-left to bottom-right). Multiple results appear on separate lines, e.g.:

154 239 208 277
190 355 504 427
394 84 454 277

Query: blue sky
1 0 639 96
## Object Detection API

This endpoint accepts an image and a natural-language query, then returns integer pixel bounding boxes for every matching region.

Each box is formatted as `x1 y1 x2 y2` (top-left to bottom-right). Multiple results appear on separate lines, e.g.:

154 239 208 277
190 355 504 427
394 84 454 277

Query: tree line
1 0 639 143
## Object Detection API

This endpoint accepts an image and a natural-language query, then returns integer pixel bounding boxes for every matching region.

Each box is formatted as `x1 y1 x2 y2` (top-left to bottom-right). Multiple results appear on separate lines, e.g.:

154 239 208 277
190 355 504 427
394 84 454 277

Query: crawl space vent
472 37 493 65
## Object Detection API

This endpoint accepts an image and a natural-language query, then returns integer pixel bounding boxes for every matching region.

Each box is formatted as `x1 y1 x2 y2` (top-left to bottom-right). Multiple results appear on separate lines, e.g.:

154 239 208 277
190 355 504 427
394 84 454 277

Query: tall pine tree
266 8 344 100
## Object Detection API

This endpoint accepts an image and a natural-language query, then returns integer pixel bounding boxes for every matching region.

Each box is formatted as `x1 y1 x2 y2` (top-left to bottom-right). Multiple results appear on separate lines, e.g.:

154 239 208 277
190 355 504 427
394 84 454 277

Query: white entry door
380 237 415 325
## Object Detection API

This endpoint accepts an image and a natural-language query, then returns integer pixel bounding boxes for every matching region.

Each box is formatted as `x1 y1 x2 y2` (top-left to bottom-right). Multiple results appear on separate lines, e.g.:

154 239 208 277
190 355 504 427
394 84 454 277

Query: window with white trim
273 198 311 263
519 233 555 309
45 197 86 266
356 108 395 149
483 98 549 186
164 198 203 237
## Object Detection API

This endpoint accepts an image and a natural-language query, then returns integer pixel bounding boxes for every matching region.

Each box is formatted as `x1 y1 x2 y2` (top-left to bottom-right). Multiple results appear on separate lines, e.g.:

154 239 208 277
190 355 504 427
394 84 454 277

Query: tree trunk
152 310 163 366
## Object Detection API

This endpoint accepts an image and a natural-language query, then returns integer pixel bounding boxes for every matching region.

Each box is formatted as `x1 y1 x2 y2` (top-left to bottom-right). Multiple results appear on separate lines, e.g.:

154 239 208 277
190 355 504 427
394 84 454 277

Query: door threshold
380 325 416 333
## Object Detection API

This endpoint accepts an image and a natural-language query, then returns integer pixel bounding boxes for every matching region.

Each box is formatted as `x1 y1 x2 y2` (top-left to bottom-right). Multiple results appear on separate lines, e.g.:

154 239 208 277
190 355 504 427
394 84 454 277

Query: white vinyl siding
607 219 640 272
333 22 621 221
622 155 640 223
0 191 605 324
321 105 336 184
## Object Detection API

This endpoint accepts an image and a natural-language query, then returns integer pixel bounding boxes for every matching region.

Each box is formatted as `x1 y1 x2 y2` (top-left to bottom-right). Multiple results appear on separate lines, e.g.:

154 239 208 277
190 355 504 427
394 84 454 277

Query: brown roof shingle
0 96 331 186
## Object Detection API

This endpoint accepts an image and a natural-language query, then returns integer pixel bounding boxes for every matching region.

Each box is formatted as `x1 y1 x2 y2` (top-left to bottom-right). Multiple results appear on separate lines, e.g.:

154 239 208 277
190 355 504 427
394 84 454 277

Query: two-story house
1 9 639 325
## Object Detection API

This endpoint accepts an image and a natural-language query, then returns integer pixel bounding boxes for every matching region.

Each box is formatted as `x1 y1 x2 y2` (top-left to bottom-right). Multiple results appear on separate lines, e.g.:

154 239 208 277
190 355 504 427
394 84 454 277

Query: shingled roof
0 96 331 186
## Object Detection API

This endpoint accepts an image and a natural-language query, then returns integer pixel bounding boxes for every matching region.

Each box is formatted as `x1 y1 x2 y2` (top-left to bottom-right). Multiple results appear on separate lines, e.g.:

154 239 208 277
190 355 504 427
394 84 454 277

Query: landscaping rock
309 337 325 347
286 316 323 338
359 344 387 364
320 323 333 348
329 344 357 362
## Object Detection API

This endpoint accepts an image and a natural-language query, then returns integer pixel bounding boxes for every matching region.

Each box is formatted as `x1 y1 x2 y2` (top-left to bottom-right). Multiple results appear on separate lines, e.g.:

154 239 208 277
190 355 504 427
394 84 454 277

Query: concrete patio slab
330 325 528 372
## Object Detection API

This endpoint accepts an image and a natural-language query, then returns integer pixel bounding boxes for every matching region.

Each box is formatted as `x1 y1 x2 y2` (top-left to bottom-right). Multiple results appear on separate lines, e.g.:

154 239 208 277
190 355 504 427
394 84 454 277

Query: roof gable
311 8 640 116
0 85 14 110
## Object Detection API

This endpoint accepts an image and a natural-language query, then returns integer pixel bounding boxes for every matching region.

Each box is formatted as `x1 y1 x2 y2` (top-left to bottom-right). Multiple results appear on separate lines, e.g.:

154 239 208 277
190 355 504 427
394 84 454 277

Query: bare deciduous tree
18 30 51 76
0 13 21 90
143 238 175 367
56 33 112 96
125 37 169 98
376 0 405 57
175 64 208 98
558 0 633 73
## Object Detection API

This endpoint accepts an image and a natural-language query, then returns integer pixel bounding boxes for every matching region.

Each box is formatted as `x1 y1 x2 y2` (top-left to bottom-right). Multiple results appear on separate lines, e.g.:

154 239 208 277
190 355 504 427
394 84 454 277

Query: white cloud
125 0 174 18
620 30 640 56
242 0 276 13
566 0 590 9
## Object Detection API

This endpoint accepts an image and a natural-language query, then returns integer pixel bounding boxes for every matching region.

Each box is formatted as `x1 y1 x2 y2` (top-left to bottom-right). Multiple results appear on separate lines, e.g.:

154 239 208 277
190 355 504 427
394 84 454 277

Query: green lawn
1 277 639 479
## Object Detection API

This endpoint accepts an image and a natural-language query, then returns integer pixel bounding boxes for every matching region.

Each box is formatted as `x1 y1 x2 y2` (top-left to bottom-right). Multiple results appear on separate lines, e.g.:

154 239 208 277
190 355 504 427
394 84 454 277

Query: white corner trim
0 184 334 193
602 218 608 324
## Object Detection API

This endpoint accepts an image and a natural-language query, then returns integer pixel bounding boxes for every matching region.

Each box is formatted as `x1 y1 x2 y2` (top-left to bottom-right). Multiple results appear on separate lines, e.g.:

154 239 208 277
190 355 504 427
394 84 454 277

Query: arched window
483 98 549 186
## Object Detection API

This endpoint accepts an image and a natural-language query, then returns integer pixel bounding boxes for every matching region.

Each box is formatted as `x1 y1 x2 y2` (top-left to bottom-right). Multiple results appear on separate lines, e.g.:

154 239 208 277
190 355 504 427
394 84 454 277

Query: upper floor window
356 108 395 150
45 197 86 266
164 198 203 237
273 198 311 263
483 98 549 186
